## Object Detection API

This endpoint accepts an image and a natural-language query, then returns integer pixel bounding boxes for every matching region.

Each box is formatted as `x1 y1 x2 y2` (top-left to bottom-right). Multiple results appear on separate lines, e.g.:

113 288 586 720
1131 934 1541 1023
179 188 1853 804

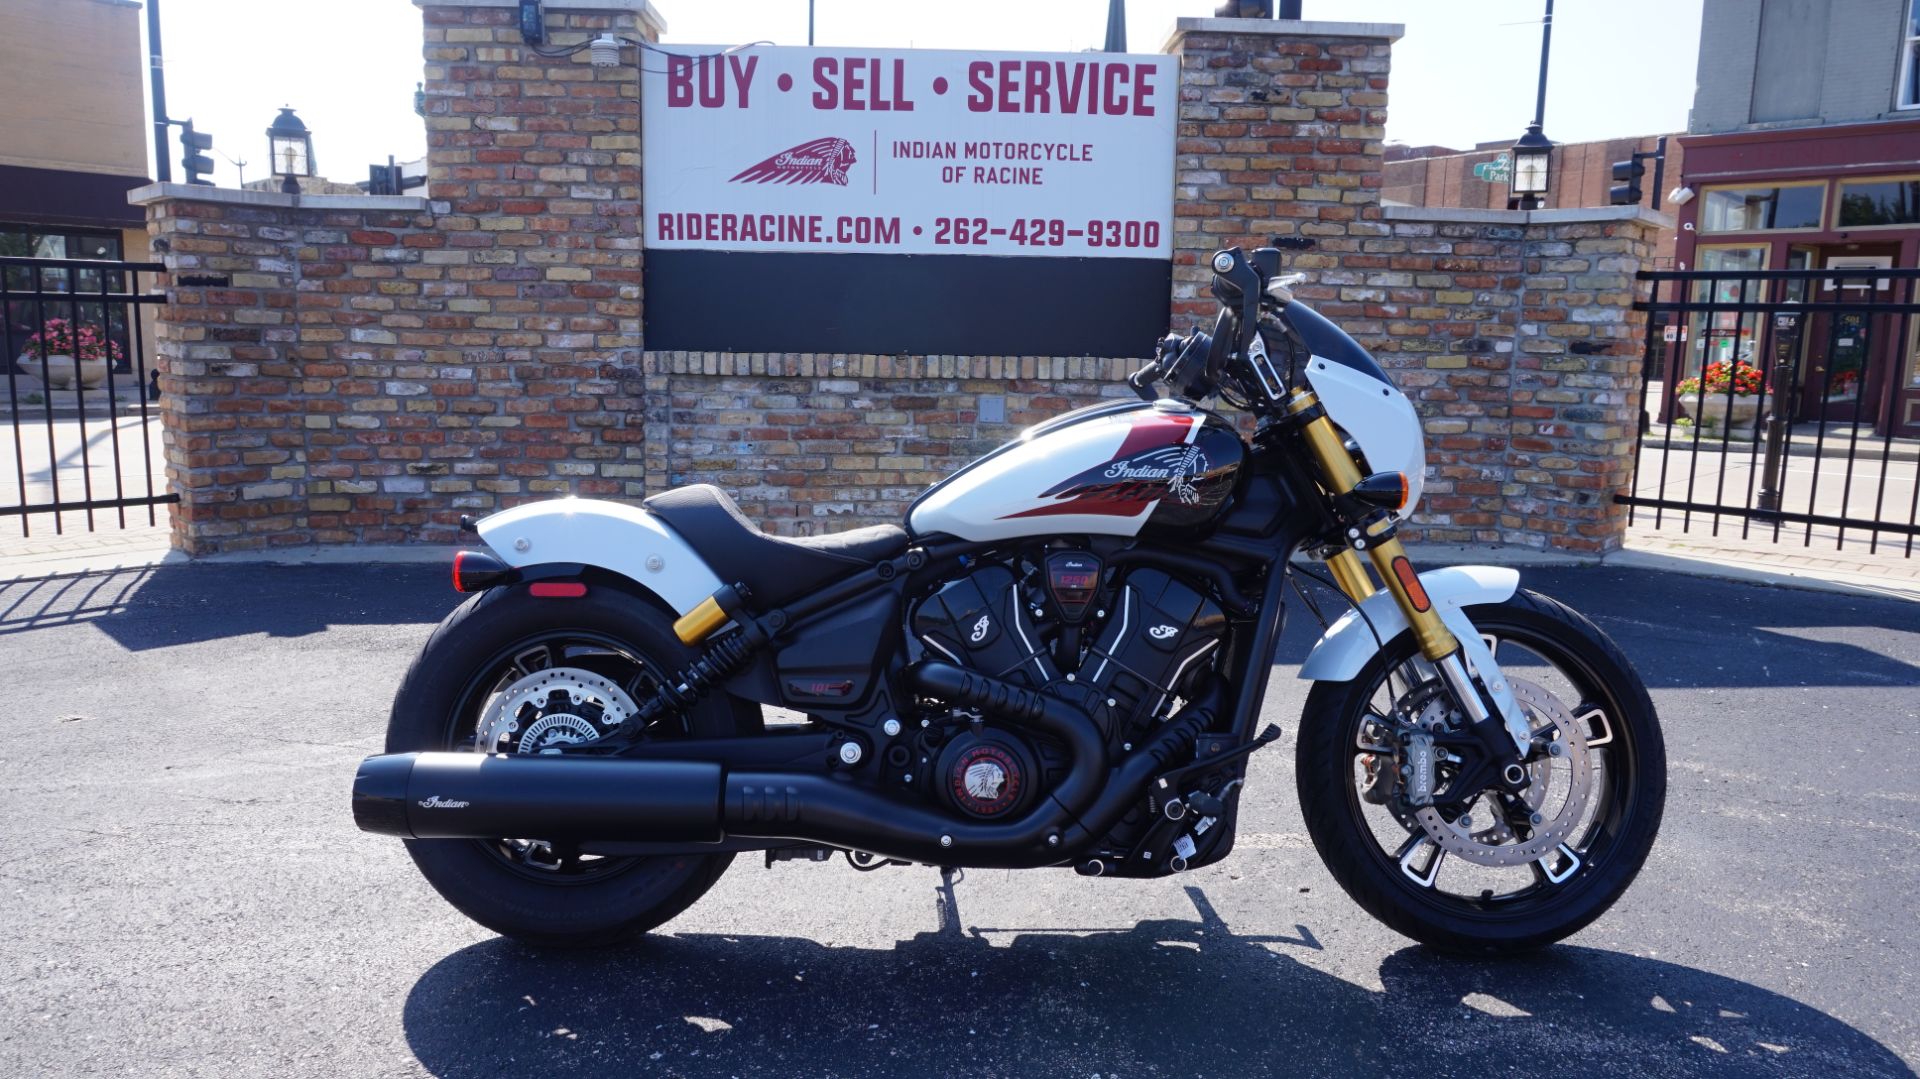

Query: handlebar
1127 359 1163 401
1127 237 1316 406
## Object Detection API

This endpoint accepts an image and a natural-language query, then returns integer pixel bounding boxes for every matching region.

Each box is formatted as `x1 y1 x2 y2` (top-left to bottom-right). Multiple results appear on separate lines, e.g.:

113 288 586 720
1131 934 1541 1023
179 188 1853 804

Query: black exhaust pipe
351 663 1212 868
353 752 723 842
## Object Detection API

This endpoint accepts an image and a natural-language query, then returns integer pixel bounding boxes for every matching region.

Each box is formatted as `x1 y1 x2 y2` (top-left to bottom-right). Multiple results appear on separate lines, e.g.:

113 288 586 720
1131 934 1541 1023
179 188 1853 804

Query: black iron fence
1623 265 1920 556
1 255 175 536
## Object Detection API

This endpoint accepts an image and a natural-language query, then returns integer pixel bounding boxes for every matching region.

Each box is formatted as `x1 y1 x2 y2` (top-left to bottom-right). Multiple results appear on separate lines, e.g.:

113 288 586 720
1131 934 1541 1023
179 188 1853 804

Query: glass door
1802 252 1896 427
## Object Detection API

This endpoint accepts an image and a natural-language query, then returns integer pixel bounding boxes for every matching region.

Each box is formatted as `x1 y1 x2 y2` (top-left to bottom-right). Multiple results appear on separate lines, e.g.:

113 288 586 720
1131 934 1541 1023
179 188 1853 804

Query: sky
147 0 1704 189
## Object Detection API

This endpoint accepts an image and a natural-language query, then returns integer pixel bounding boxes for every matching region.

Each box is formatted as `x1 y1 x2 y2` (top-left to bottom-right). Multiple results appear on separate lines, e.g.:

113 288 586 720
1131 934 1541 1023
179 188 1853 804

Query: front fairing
1282 299 1427 517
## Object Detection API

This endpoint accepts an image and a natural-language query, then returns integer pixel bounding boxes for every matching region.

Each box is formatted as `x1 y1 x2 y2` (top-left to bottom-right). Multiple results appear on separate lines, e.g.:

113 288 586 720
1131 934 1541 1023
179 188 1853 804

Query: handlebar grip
1128 360 1163 401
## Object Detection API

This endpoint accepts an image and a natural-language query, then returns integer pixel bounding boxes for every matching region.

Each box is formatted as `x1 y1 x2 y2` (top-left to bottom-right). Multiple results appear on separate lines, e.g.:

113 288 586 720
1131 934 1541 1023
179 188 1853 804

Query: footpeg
764 846 833 867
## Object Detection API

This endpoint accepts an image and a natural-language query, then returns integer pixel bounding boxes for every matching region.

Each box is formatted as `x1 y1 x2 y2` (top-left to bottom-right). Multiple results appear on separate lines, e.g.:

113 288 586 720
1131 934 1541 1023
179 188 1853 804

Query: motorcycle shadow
401 881 1912 1079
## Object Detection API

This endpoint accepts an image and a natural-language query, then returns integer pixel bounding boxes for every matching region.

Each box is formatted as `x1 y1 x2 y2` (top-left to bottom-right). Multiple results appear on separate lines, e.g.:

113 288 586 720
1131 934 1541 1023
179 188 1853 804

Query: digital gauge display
1044 552 1104 623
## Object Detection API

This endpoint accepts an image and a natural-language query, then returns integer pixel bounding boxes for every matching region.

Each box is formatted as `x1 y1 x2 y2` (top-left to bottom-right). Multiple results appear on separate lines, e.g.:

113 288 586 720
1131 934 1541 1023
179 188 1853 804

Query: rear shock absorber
635 584 766 723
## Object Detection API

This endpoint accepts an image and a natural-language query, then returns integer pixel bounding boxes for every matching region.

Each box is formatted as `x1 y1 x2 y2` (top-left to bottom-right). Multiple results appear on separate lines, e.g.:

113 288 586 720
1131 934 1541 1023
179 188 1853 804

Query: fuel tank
908 399 1245 543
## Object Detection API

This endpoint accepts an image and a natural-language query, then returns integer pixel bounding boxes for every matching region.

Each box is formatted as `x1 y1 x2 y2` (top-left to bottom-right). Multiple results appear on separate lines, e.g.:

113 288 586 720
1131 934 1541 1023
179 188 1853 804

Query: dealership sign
643 46 1176 259
640 46 1176 356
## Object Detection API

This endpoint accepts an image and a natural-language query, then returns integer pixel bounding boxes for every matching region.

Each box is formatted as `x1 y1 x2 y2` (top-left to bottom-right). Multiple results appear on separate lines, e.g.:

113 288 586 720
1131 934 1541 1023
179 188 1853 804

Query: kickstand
935 866 965 937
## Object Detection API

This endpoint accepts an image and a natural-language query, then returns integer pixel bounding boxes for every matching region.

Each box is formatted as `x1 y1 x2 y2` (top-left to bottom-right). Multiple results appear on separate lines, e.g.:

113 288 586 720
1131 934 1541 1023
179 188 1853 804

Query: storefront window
1835 177 1920 226
1684 246 1770 386
1700 184 1825 232
1903 0 1920 108
1908 314 1920 389
1 225 130 371
1782 245 1817 303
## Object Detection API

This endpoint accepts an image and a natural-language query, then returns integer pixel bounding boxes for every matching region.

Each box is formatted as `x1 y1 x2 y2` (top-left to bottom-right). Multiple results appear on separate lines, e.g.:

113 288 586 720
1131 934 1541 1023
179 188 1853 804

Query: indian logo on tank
1002 414 1220 520
730 137 858 186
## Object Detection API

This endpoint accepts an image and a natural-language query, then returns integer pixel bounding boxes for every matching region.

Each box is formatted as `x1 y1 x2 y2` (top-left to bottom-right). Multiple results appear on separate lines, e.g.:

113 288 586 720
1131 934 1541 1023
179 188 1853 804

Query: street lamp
1506 0 1557 209
1511 121 1553 209
266 107 314 195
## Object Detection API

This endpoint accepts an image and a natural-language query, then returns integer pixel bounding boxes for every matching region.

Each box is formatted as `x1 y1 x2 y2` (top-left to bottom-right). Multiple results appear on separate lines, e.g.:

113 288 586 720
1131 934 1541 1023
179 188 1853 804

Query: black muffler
352 752 723 842
352 662 1212 867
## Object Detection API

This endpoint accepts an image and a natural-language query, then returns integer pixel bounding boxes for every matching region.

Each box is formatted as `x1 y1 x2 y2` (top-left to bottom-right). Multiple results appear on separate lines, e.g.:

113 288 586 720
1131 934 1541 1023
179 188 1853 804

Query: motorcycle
352 239 1665 954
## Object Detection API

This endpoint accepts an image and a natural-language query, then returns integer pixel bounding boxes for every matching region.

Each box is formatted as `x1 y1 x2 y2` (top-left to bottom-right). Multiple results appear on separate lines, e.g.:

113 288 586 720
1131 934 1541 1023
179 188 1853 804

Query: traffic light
179 121 215 186
1610 155 1646 206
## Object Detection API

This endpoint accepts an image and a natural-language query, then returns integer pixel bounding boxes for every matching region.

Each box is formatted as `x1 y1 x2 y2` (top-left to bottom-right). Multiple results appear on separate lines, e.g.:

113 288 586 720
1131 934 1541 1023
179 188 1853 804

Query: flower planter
1677 392 1760 440
20 352 109 390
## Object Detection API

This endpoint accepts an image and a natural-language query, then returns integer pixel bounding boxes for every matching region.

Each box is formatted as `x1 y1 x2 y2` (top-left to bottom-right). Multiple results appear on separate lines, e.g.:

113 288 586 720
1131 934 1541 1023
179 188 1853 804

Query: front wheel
1296 588 1665 954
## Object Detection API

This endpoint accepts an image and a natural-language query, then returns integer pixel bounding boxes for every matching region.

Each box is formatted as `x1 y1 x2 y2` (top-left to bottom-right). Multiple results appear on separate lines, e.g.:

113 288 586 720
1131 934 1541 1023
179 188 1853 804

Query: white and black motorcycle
353 239 1665 954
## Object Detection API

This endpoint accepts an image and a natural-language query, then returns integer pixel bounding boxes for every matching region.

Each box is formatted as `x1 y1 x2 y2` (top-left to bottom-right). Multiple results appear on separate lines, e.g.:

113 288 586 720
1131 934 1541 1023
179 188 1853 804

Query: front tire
386 582 758 948
1296 588 1665 954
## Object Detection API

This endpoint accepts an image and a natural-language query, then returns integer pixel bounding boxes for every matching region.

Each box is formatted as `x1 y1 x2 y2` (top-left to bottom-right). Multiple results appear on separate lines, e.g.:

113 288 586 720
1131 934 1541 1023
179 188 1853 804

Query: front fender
475 498 722 615
1297 565 1525 737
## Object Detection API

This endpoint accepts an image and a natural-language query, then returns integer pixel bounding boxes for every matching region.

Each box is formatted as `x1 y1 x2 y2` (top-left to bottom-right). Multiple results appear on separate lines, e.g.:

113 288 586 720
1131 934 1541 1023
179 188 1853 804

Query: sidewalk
1639 420 1920 463
1621 522 1920 602
0 515 172 578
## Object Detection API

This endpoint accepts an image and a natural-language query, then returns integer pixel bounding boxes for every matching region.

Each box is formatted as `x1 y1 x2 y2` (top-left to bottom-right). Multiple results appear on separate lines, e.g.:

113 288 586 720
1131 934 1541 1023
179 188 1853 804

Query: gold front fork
1290 389 1459 662
1323 548 1374 606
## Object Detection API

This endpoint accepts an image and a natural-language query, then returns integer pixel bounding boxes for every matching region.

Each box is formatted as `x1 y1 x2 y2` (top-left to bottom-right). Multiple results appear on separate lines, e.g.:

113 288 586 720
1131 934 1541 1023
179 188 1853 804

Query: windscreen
1281 300 1392 387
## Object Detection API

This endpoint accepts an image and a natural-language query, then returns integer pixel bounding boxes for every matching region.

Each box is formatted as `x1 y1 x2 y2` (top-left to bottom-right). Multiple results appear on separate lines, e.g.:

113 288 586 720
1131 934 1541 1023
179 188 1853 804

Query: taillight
451 550 514 593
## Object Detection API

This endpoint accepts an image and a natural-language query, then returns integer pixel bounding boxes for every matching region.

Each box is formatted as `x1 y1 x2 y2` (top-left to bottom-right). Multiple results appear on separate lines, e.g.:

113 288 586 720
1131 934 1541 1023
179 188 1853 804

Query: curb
1639 432 1920 463
0 542 454 583
1602 547 1920 603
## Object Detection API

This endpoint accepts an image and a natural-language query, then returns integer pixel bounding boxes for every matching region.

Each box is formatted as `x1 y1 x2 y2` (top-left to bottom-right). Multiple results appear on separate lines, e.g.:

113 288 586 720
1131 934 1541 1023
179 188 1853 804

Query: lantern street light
266 107 314 195
1510 0 1555 210
1510 121 1553 209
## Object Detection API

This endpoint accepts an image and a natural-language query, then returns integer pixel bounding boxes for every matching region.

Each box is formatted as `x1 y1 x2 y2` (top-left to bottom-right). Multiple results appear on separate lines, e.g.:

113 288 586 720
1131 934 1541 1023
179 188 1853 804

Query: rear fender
475 498 722 616
1297 565 1526 740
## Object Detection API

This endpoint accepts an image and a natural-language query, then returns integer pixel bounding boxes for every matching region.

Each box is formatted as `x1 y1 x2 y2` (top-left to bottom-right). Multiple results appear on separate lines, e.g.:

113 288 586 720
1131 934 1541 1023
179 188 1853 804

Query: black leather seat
643 485 909 605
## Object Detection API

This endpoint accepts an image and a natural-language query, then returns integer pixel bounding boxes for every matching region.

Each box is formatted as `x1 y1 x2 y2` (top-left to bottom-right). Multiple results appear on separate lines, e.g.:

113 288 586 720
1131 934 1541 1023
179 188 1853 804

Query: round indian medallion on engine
936 732 1037 819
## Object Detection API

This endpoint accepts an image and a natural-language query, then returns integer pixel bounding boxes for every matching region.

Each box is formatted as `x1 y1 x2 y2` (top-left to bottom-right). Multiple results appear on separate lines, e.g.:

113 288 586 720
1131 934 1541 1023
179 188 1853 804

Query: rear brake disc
474 666 637 753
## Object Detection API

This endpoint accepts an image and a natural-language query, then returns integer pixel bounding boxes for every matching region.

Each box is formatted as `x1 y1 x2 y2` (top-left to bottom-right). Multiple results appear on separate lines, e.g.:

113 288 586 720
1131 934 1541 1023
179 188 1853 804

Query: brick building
0 0 156 364
1383 136 1682 268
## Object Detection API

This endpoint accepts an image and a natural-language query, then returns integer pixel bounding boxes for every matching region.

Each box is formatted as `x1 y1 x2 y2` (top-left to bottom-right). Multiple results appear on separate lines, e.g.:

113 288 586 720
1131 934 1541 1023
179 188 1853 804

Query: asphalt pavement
1 563 1916 1078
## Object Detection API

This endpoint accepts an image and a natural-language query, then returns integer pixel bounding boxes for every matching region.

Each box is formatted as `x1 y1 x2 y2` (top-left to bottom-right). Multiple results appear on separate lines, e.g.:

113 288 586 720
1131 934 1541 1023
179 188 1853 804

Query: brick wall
1166 19 1397 322
135 10 1664 557
642 355 1138 534
133 0 654 554
1355 206 1662 552
1380 137 1682 269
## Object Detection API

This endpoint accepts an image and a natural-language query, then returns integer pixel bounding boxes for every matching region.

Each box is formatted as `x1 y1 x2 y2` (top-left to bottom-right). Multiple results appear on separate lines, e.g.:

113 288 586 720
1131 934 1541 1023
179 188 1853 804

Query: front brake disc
1412 678 1593 868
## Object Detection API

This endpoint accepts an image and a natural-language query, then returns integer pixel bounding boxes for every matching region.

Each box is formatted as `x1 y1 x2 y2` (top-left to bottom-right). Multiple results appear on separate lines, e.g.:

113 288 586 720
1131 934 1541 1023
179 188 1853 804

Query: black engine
908 554 1227 820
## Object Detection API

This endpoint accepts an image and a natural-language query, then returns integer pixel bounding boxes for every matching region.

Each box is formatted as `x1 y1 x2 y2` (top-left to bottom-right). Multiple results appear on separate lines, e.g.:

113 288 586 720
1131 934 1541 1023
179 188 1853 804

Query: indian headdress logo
730 137 858 186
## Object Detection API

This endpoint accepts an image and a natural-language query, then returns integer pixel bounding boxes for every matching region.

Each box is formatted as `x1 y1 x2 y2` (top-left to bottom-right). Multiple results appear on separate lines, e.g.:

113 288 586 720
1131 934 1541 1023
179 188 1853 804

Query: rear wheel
386 582 758 947
1296 589 1665 954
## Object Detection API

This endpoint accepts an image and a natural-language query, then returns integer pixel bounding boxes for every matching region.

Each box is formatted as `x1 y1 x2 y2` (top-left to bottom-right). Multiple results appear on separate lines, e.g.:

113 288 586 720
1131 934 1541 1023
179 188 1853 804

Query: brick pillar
132 0 662 555
415 0 659 496
1369 206 1664 554
1164 17 1400 322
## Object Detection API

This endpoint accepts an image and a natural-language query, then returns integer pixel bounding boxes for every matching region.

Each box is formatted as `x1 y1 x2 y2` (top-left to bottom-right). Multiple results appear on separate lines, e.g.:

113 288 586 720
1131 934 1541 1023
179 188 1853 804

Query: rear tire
1296 589 1665 954
386 582 758 948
